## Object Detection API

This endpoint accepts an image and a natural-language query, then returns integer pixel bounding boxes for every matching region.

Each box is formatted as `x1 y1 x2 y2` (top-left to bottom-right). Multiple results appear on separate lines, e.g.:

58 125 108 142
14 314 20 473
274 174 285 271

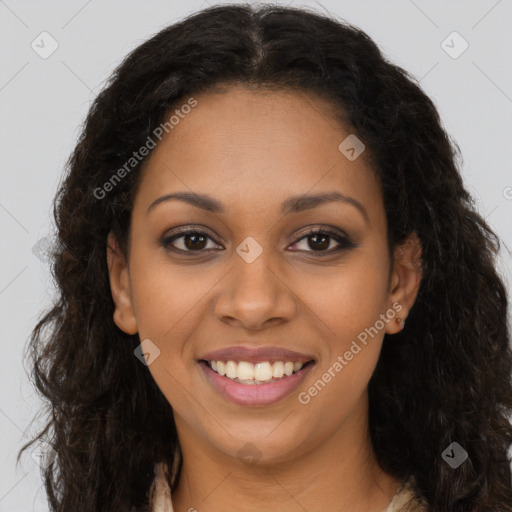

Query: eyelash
160 226 357 256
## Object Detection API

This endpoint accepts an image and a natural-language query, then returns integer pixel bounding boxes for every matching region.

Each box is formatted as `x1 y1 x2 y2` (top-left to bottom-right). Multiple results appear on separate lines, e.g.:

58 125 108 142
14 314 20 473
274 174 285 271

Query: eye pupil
308 233 329 251
185 233 207 250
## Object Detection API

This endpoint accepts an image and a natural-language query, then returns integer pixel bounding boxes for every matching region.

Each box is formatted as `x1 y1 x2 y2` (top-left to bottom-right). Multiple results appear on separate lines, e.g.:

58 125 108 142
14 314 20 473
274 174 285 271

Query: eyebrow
146 191 369 224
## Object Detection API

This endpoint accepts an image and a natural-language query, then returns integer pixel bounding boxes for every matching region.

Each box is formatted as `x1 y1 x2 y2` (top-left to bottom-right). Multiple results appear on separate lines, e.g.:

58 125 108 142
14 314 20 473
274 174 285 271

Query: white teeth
225 361 237 379
237 361 254 381
207 359 306 383
284 362 294 376
254 362 273 381
272 361 285 378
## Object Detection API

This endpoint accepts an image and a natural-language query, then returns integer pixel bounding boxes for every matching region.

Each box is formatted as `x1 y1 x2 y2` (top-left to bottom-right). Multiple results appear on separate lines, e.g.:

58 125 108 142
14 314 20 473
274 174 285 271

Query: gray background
1 1 511 510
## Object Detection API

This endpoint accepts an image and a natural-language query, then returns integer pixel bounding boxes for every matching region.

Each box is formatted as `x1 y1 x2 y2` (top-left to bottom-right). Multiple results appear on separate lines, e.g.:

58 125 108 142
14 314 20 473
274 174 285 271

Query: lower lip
199 361 315 406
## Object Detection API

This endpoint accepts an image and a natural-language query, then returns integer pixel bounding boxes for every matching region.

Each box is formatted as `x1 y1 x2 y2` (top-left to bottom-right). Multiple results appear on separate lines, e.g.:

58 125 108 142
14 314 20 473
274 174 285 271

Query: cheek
128 246 206 338
131 277 183 340
307 249 390 399
319 253 391 344
302 296 386 424
130 262 201 410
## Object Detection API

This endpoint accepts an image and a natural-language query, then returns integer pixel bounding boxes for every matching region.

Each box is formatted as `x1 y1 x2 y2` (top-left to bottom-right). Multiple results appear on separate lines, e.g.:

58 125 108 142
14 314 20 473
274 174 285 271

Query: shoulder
149 464 432 512
149 461 174 512
385 475 429 512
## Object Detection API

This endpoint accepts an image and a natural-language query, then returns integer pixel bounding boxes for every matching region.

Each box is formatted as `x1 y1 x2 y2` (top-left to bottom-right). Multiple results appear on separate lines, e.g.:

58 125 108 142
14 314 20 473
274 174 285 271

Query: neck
171 395 401 512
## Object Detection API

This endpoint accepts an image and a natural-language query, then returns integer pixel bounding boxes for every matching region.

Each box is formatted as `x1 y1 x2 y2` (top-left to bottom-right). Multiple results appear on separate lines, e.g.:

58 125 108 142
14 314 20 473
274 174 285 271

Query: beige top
149 460 429 512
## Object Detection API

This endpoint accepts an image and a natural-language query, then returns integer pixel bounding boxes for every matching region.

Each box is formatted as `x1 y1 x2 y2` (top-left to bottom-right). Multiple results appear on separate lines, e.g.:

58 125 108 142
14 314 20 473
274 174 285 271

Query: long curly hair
19 3 512 511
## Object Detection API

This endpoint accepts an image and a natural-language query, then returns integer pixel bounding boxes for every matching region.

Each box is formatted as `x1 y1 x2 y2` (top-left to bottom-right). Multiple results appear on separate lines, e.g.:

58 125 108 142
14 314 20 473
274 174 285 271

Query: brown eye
160 226 357 256
161 229 221 253
305 232 330 251
290 228 357 255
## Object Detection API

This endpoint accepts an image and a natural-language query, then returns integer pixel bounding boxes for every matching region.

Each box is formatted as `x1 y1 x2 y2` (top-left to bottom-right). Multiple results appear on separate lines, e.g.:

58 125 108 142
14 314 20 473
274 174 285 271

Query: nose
212 246 297 330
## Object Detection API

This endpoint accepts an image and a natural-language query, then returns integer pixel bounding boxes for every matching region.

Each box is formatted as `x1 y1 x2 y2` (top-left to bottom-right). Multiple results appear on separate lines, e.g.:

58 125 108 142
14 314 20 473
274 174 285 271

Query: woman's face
108 86 421 465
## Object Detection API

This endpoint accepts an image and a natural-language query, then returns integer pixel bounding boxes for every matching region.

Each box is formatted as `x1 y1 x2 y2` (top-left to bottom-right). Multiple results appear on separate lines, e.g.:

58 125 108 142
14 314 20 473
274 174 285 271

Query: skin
108 86 422 512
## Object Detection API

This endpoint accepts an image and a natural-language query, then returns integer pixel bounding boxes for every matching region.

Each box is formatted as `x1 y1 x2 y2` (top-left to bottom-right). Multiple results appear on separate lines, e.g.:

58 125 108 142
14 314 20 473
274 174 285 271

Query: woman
20 4 512 511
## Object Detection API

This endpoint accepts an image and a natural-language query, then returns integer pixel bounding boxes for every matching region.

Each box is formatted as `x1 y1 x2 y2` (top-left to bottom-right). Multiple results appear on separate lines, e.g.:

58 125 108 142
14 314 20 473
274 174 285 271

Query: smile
198 358 316 406
204 359 311 384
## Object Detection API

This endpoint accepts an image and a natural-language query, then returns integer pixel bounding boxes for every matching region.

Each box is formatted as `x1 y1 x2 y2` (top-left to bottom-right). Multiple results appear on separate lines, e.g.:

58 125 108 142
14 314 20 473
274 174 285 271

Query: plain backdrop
1 1 511 510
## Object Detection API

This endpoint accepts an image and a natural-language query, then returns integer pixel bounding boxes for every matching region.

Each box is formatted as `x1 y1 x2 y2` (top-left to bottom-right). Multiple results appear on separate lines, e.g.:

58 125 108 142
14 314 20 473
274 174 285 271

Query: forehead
134 87 383 220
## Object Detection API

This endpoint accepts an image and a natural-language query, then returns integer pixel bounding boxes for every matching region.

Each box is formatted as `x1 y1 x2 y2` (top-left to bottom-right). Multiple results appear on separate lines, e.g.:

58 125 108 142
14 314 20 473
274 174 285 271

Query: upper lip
198 345 316 364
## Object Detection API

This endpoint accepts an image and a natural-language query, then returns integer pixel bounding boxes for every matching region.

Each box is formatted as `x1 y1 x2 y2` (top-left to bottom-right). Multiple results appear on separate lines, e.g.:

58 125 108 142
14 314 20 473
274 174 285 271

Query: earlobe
106 232 138 335
385 232 422 335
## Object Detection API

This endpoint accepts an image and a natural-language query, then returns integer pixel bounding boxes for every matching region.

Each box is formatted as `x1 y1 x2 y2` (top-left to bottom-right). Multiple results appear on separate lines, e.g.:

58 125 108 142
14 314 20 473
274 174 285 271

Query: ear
106 232 138 335
385 232 422 335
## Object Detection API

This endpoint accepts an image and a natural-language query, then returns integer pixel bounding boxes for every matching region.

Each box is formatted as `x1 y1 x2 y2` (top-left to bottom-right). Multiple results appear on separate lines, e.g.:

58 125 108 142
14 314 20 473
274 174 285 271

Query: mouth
199 359 315 385
197 346 316 406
